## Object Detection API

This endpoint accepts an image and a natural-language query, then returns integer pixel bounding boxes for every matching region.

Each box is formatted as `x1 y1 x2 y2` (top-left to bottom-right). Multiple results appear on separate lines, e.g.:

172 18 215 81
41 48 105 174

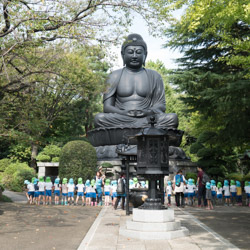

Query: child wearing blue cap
223 180 230 206
53 178 61 205
67 178 75 205
85 180 91 206
210 180 217 206
230 180 237 206
166 180 172 206
236 180 242 206
206 182 213 210
187 179 196 206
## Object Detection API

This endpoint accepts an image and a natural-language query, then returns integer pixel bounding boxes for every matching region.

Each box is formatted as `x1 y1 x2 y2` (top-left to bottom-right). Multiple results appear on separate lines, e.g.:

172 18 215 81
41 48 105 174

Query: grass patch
0 195 13 202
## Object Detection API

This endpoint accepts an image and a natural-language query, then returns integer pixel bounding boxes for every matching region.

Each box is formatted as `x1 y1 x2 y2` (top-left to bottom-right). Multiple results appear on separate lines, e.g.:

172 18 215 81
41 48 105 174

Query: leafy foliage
2 162 35 192
59 140 97 181
0 158 12 172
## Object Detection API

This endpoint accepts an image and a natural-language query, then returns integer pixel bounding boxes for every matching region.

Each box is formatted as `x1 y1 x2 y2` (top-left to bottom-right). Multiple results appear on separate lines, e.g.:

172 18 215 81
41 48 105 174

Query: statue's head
121 33 147 68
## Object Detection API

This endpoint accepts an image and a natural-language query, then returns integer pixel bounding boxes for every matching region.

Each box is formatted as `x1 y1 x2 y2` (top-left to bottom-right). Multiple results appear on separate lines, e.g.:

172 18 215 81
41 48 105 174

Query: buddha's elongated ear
143 52 147 66
121 51 125 66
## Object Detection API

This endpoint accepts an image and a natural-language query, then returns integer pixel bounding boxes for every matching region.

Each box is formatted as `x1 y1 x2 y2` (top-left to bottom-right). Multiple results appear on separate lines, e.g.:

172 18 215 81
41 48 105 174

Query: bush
101 162 113 168
59 140 97 181
0 183 5 192
36 145 61 162
0 195 12 202
225 172 244 182
185 172 197 181
36 154 51 162
51 157 59 162
0 158 12 172
2 162 36 192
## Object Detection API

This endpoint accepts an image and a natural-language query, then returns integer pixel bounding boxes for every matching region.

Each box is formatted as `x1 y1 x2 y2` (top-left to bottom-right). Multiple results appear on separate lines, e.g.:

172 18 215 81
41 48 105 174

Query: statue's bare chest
117 70 149 98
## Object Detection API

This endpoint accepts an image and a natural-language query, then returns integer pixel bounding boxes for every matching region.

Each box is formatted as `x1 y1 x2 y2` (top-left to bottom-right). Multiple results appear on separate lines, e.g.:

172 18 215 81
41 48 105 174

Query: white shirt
54 183 61 191
223 186 230 196
76 184 84 193
112 185 117 193
230 185 236 192
187 184 196 193
104 185 111 192
67 183 75 192
244 186 250 194
45 182 53 190
166 185 172 195
211 185 217 192
85 186 92 193
38 182 45 192
216 187 222 195
89 185 96 193
27 183 35 192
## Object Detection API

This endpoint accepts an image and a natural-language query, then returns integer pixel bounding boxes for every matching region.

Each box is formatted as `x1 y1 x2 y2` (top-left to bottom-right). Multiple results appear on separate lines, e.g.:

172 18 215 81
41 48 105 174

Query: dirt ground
0 202 101 250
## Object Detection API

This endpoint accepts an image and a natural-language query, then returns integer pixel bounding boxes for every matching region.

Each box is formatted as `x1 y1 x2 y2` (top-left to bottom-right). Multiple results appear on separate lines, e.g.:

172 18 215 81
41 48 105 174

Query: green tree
163 1 250 175
59 140 97 181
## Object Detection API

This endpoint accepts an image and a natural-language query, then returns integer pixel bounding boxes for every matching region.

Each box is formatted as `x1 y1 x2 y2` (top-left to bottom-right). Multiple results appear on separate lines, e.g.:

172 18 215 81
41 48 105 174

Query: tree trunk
30 143 38 170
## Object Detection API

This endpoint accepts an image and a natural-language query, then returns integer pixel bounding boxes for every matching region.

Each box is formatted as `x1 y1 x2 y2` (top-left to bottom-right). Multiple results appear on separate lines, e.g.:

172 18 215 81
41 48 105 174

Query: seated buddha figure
94 33 178 129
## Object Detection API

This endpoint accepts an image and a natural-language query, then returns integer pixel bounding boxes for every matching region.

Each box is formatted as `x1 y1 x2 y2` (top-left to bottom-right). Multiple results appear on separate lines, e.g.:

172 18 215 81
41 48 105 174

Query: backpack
175 174 183 187
201 172 210 185
117 178 125 194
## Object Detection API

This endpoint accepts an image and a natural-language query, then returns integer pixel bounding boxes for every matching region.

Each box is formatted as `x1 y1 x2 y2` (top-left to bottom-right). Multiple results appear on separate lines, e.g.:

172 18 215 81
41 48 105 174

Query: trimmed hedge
59 140 97 182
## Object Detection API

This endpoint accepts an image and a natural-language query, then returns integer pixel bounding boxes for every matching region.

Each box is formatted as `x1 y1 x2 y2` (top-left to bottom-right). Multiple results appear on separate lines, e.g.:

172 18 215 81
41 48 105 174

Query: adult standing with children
197 166 207 207
173 169 186 207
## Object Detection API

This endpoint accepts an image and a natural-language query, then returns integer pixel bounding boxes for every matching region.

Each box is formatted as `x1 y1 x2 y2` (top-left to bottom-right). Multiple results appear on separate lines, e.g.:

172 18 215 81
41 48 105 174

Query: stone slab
132 208 175 223
126 219 181 232
119 225 189 240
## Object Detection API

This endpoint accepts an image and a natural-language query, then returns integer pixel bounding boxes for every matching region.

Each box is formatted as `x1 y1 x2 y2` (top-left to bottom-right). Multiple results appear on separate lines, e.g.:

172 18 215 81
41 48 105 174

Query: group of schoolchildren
165 177 250 209
24 175 120 206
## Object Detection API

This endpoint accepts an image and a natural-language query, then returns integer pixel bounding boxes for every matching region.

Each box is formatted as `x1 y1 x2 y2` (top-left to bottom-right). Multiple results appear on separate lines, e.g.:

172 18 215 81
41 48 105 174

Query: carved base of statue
87 127 184 147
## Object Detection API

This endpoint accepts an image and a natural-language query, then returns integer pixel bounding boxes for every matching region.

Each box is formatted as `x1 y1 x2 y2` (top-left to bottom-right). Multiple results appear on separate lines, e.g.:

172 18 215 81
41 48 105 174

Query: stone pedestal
119 208 189 240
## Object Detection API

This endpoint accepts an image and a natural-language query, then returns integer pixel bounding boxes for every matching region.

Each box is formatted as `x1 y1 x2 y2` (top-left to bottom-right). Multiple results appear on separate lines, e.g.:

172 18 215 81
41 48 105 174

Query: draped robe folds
94 68 178 129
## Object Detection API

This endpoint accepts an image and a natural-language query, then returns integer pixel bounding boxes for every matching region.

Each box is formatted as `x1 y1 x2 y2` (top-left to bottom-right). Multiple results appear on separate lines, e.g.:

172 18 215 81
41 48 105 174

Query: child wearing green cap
216 182 223 205
61 178 68 205
76 178 85 206
244 181 250 207
104 179 111 206
38 176 45 205
45 176 53 205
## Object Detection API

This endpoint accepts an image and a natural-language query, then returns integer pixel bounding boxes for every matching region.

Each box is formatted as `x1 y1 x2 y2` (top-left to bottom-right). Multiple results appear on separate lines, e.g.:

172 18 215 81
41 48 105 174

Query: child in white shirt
104 179 112 206
230 180 237 205
85 180 91 206
38 176 45 205
53 178 61 205
76 178 85 206
45 176 53 205
187 178 196 206
67 178 75 205
223 180 230 206
216 182 223 205
166 181 172 206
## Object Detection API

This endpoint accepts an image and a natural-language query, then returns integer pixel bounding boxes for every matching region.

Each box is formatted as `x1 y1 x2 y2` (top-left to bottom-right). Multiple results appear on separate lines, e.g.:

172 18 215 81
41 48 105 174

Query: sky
111 13 183 70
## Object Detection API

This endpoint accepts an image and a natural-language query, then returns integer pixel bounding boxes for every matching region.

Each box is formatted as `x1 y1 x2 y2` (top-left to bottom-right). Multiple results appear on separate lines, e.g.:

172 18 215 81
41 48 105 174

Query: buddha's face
123 45 146 69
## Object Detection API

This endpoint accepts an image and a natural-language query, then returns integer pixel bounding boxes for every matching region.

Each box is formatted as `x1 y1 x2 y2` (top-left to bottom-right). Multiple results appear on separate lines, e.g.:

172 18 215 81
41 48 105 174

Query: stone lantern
136 116 169 209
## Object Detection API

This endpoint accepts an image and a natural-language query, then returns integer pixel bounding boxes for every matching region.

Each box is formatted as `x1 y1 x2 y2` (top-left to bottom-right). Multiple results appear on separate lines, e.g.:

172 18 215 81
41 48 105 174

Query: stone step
126 219 181 232
119 225 189 240
133 208 175 223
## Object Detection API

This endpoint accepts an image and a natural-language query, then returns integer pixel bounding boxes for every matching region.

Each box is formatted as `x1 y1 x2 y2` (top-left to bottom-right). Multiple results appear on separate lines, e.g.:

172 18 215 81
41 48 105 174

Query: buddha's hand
127 110 150 117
